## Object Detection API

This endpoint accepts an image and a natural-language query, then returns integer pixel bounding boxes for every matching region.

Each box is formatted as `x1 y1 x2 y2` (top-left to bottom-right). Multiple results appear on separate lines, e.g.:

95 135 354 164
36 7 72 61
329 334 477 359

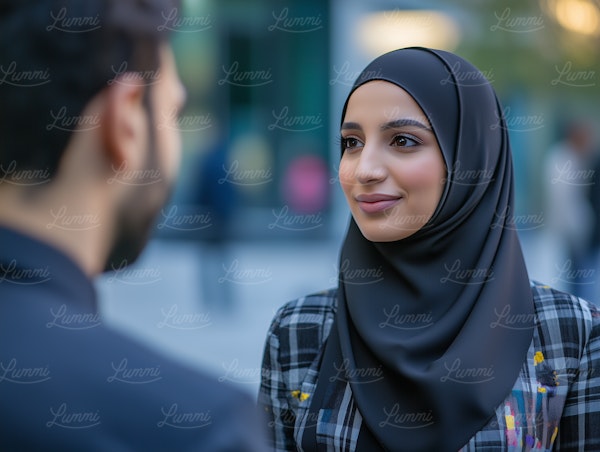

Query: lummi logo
0 259 51 285
440 259 494 285
329 358 384 384
329 61 384 87
267 106 323 132
156 304 212 330
218 61 273 87
157 7 213 33
0 61 51 87
107 161 162 186
106 259 162 285
46 206 101 231
218 160 273 186
46 7 101 33
378 305 434 330
440 358 495 384
46 304 101 330
218 259 273 285
551 61 596 88
0 358 51 384
157 403 212 429
379 403 434 430
552 260 596 287
491 206 544 231
489 7 544 33
441 61 494 86
332 259 384 286
218 359 268 385
107 358 162 384
156 205 212 231
490 304 537 330
46 403 100 429
268 205 323 231
0 160 51 186
267 7 323 33
491 106 544 133
46 106 100 132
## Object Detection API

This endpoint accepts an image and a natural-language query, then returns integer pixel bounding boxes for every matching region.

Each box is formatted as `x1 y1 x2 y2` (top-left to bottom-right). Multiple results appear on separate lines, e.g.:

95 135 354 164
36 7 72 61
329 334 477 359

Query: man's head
0 0 185 272
565 120 594 156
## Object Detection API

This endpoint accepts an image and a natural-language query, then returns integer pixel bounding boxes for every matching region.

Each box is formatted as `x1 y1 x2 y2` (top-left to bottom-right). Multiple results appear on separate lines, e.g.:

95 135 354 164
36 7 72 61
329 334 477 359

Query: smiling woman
339 81 446 242
258 47 600 451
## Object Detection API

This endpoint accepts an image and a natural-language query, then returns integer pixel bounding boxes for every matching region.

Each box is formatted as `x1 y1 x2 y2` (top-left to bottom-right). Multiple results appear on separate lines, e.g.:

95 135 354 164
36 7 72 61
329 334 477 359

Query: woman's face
339 81 447 242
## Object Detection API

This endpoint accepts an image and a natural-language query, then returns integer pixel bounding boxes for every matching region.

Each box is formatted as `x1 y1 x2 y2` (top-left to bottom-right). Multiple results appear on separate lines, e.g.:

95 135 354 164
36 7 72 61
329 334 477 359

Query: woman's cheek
338 159 355 193
399 154 443 190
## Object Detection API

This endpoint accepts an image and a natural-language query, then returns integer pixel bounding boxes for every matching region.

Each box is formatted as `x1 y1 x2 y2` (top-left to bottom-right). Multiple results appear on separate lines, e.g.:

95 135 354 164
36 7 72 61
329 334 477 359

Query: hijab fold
310 48 534 451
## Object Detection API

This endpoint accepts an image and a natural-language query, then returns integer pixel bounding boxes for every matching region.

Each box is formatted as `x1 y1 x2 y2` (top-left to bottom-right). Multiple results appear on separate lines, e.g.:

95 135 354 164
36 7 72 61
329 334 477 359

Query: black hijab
311 48 534 451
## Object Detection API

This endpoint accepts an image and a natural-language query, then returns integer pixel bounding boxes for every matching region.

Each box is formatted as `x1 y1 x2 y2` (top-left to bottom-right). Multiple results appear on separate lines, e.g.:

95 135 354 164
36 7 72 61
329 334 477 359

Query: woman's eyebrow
341 122 362 131
381 118 432 131
340 119 432 132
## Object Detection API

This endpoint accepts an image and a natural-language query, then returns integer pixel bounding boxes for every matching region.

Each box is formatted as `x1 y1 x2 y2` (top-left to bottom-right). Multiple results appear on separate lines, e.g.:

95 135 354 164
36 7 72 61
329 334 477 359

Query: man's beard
104 193 155 272
102 90 174 273
103 174 174 273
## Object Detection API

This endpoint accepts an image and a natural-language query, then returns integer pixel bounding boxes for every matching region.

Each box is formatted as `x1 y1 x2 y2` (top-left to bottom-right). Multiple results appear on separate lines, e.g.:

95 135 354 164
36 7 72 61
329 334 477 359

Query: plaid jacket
258 282 600 451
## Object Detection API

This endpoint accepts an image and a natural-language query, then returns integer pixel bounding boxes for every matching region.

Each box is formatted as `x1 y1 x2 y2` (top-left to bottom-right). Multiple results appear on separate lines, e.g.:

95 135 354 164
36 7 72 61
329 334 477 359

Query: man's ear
101 74 148 171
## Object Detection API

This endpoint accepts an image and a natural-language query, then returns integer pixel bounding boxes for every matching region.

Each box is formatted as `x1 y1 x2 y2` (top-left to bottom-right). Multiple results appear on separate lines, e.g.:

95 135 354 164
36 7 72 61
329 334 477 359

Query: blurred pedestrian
0 1 265 450
588 145 600 303
259 48 600 451
544 120 596 297
194 126 238 311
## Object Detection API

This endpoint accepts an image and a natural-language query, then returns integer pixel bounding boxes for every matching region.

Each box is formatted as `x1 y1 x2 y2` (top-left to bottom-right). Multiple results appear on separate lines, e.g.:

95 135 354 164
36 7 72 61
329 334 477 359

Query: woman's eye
341 137 363 150
391 135 419 147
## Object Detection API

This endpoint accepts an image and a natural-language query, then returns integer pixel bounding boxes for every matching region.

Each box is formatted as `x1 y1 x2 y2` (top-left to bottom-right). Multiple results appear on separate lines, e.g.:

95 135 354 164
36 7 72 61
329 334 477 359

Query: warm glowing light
357 10 461 57
543 0 600 36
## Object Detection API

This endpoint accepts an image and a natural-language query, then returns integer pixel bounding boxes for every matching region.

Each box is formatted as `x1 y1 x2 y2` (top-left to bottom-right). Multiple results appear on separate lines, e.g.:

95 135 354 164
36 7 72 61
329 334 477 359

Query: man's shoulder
0 300 265 451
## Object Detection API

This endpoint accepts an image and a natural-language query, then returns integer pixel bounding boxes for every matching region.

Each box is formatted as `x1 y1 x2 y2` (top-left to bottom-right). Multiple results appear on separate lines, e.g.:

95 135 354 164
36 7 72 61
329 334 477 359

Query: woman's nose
355 144 387 185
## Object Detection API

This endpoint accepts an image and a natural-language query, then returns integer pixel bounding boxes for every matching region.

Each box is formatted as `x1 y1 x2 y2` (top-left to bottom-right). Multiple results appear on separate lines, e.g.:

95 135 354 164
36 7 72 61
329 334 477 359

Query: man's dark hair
0 0 177 180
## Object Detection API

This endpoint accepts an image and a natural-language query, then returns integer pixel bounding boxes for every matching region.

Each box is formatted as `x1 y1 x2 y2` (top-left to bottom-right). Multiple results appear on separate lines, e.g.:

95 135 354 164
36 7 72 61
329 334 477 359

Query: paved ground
96 230 599 397
97 237 342 396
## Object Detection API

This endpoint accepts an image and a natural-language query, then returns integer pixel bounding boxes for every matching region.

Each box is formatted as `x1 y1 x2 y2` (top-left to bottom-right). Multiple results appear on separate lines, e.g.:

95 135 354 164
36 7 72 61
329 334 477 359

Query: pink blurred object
283 155 329 214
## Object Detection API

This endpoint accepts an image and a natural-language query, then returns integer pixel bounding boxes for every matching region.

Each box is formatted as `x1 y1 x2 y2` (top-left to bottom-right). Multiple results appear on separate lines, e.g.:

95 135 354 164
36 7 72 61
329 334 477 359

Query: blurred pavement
96 230 598 397
97 237 341 397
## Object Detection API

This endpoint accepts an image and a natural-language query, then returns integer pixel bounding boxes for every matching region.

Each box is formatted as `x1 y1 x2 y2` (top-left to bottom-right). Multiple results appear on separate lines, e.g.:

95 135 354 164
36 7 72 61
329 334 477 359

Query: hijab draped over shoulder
309 48 534 451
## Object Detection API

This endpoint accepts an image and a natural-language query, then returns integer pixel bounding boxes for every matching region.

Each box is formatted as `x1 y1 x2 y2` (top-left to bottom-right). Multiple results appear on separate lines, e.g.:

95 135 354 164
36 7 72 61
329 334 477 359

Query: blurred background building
98 0 600 395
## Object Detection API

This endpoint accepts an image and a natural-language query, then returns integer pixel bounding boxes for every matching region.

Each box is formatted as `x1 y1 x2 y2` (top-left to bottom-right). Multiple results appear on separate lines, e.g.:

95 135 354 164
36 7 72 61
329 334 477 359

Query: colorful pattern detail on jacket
458 346 567 452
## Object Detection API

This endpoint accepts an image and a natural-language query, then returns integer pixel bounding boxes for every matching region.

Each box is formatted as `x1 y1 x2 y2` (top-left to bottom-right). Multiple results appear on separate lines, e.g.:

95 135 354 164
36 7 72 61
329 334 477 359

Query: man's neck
0 184 111 277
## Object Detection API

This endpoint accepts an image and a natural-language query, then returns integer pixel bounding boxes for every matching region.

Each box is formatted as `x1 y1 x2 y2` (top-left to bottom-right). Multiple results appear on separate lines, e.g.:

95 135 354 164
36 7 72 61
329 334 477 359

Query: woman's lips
355 194 402 214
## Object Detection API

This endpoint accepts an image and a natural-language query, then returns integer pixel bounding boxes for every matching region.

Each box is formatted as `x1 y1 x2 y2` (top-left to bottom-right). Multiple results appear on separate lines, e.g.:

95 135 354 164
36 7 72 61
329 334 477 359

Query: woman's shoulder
270 288 338 330
531 280 599 321
530 280 600 343
264 289 338 381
